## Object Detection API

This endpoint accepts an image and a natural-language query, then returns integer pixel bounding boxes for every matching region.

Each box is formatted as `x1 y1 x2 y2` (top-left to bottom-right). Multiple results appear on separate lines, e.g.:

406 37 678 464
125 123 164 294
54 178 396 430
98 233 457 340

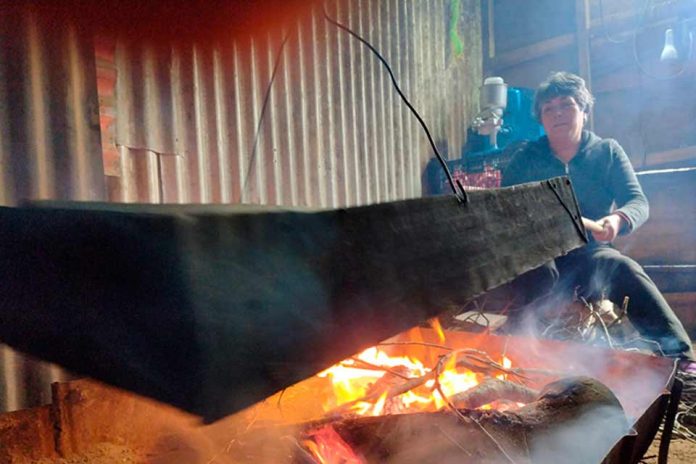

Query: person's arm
607 139 649 234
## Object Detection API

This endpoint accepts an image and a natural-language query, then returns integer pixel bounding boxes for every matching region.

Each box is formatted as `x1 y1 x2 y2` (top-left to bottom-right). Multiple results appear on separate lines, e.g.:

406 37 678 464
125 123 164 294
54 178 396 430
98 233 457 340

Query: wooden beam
491 34 575 71
487 0 495 60
644 265 696 293
576 0 593 130
644 146 696 167
0 179 587 422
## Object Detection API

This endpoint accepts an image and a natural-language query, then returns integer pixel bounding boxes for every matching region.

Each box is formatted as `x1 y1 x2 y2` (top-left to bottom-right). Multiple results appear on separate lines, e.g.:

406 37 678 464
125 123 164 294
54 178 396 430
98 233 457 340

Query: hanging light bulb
660 28 679 62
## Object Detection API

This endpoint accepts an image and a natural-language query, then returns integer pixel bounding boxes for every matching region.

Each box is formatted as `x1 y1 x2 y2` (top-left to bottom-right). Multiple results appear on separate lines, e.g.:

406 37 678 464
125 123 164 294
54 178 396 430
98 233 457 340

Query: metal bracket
546 177 588 241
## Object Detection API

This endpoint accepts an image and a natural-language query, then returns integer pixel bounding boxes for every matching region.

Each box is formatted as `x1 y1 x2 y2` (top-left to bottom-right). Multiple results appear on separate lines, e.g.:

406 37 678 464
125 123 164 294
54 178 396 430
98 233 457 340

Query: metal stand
659 376 684 464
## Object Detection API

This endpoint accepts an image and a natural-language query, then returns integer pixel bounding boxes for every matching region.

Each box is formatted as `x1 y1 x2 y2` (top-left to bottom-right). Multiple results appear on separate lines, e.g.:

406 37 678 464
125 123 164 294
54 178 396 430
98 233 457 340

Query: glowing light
372 392 388 416
317 347 429 411
318 343 522 418
429 317 446 343
310 343 526 463
304 426 365 464
497 356 513 380
433 356 480 409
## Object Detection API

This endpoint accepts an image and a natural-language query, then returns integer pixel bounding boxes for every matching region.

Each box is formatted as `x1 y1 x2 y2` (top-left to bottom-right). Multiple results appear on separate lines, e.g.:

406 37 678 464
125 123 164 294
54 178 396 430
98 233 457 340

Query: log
450 378 539 409
300 376 628 464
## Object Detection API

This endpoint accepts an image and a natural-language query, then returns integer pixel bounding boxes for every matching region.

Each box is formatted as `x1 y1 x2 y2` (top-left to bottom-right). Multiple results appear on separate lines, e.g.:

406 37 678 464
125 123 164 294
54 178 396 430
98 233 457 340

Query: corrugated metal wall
107 0 482 207
0 6 105 412
0 0 481 413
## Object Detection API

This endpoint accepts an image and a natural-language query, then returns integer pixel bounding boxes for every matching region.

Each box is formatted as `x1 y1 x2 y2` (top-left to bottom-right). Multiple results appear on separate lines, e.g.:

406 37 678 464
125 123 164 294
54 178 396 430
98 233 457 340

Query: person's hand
591 214 623 242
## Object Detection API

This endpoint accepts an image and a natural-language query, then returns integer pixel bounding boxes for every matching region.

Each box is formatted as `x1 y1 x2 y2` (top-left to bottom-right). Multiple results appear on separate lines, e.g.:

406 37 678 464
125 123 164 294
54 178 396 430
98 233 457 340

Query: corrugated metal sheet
0 6 105 412
108 0 482 207
0 0 482 413
0 8 105 204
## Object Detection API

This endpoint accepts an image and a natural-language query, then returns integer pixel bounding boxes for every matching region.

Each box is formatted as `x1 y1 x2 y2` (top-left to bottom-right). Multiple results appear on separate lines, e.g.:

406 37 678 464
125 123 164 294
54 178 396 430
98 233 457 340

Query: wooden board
0 178 585 421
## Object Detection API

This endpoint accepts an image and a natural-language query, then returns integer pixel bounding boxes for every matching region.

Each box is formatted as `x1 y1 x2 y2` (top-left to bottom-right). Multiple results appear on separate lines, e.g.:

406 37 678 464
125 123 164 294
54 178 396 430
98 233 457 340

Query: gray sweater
501 131 649 236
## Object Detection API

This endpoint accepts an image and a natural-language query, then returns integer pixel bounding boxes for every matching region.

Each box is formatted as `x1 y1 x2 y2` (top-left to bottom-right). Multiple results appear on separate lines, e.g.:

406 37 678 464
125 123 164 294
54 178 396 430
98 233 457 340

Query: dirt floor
645 436 696 464
642 368 696 464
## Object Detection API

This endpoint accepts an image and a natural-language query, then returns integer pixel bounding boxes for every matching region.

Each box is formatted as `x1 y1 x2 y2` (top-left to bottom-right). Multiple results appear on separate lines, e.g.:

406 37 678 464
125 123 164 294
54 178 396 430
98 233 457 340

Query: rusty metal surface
0 404 57 461
0 7 105 205
0 0 483 414
107 0 482 206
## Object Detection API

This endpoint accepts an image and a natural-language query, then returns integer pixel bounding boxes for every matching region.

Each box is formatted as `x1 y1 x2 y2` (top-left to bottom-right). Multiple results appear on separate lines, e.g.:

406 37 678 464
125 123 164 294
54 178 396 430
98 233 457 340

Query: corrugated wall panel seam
295 22 312 207
334 0 351 207
383 0 397 201
26 12 53 199
363 0 381 203
310 11 327 207
266 33 283 206
249 37 267 204
212 47 231 204
343 0 361 205
232 42 247 205
280 28 299 207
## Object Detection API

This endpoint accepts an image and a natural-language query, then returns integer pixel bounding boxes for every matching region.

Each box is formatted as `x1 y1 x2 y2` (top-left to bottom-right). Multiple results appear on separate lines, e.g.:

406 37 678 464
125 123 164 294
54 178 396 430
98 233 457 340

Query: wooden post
575 0 594 130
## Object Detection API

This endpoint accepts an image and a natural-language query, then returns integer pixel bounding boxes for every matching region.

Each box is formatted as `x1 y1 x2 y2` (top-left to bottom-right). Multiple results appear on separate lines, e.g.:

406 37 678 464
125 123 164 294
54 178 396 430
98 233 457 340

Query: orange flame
310 343 523 463
429 317 446 343
496 356 512 381
317 347 429 412
317 346 515 415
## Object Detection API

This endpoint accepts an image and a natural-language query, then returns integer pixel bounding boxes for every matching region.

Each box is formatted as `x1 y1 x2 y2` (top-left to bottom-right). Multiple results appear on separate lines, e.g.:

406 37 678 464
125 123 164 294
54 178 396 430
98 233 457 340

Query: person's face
540 95 586 144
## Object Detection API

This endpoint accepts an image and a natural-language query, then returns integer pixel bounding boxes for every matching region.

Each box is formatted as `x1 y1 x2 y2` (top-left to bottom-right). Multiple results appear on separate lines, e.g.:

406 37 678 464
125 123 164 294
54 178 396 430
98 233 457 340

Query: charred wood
300 376 629 464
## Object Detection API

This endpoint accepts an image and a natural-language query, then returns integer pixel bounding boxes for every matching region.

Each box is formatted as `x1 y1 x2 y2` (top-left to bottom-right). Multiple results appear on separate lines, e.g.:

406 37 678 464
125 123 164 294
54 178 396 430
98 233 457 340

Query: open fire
315 325 515 416
301 321 533 463
0 325 678 464
224 323 674 464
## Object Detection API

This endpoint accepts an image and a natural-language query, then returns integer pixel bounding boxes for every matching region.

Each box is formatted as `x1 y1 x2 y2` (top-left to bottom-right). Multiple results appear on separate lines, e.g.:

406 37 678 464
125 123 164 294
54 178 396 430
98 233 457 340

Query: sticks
326 371 435 417
326 348 533 419
348 357 411 380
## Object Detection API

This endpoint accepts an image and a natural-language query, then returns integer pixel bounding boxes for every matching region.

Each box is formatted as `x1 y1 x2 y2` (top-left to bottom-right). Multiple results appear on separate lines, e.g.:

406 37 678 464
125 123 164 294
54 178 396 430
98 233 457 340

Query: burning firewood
450 377 539 410
322 347 527 418
300 376 629 464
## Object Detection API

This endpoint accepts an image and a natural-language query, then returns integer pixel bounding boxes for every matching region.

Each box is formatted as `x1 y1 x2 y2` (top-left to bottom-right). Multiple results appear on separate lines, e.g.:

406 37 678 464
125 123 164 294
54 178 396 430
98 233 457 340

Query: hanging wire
322 3 466 202
241 30 291 198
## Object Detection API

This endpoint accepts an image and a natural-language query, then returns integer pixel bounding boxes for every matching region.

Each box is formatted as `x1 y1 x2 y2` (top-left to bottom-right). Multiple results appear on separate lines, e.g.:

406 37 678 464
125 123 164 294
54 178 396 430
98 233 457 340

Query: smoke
527 403 628 464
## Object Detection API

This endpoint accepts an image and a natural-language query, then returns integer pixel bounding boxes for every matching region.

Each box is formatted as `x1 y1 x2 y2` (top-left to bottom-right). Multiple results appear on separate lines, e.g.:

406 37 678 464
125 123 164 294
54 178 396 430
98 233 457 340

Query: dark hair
533 71 594 121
